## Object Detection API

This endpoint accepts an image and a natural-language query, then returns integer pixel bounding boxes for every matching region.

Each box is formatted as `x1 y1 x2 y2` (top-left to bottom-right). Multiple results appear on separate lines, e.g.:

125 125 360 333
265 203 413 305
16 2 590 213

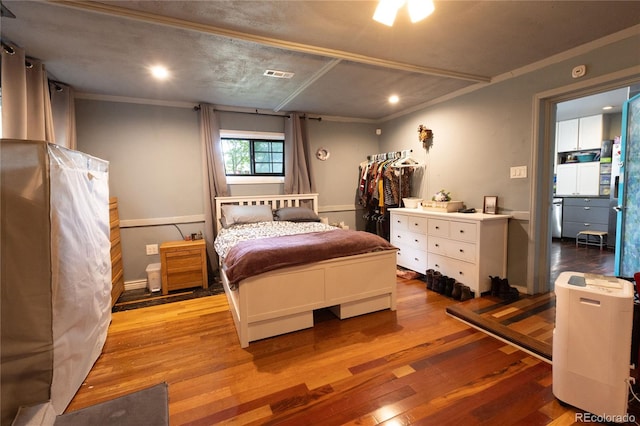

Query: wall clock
316 148 330 161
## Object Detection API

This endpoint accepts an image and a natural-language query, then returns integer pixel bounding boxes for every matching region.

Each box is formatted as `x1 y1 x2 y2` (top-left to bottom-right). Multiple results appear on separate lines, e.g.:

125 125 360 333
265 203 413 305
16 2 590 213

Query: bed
214 193 398 348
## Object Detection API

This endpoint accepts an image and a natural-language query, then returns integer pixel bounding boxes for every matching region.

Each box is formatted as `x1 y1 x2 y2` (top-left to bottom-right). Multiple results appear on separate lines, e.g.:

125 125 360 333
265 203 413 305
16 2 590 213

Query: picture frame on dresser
483 196 498 214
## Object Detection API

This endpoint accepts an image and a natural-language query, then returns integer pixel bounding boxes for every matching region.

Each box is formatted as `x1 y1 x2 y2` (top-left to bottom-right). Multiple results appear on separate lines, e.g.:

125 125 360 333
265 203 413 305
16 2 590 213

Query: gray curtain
284 112 316 194
199 104 229 271
1 43 54 141
50 82 77 150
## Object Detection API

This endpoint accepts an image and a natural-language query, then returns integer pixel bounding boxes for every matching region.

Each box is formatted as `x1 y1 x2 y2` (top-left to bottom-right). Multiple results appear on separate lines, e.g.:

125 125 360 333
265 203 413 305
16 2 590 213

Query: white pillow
220 204 273 228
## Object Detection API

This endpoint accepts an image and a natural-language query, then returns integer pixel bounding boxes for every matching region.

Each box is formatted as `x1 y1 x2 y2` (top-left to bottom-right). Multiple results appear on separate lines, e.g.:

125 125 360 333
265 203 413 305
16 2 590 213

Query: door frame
528 67 640 295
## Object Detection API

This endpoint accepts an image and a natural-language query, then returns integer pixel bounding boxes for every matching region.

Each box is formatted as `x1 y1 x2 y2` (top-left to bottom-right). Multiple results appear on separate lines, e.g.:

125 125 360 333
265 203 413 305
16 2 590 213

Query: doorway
548 88 628 287
528 72 640 296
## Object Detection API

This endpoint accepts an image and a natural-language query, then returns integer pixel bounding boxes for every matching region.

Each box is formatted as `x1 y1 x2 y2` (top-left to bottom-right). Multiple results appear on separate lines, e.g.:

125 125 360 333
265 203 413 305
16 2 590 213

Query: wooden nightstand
160 239 208 295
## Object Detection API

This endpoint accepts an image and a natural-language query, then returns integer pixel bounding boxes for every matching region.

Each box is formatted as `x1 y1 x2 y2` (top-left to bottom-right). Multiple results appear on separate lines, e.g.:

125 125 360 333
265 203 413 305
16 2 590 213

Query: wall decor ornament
418 124 434 151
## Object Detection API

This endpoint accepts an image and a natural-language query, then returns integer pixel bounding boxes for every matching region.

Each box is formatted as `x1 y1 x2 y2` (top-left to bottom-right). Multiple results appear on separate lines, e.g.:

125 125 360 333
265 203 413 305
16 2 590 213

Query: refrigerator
1 140 111 424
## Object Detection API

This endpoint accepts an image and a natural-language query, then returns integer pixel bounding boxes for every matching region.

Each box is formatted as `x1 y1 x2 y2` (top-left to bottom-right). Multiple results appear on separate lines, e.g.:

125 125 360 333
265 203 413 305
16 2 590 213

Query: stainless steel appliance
552 198 563 238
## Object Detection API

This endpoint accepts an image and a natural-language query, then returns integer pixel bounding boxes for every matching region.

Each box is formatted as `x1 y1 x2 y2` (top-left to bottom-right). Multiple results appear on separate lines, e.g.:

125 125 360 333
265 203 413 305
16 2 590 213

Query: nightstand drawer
160 240 207 294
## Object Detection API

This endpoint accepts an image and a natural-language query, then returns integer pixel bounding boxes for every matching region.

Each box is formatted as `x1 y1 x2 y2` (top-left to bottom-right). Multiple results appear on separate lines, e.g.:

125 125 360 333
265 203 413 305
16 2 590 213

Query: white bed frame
214 193 397 348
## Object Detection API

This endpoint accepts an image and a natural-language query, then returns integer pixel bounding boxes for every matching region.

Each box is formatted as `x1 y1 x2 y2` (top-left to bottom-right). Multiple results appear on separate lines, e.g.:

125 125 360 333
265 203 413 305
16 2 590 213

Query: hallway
549 239 616 287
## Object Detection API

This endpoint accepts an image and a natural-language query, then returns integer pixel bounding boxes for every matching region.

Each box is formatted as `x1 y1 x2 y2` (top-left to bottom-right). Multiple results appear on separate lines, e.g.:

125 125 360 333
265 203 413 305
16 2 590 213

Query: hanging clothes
358 152 418 240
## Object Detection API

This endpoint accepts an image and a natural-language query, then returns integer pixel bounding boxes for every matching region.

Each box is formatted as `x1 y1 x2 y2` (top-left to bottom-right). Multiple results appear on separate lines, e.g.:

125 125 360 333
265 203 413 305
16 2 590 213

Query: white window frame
220 129 285 184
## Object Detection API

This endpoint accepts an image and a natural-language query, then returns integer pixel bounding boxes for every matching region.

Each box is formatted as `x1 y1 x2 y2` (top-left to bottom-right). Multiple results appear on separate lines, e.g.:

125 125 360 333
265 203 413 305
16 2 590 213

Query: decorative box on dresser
390 208 510 297
109 197 125 306
160 239 208 295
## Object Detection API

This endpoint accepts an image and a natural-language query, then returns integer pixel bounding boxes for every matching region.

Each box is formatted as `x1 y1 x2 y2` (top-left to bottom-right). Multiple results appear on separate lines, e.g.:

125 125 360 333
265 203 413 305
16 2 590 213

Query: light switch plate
510 166 527 179
146 244 158 255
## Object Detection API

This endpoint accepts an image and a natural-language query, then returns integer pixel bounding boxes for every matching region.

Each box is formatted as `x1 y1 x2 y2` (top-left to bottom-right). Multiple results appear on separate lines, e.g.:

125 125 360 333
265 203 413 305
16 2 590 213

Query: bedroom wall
376 32 640 290
76 101 378 282
76 100 204 283
76 31 638 288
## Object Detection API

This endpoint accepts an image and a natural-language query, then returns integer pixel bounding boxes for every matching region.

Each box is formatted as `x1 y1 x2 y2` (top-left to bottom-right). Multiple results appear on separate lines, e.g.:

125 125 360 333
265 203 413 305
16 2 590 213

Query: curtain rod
193 106 321 121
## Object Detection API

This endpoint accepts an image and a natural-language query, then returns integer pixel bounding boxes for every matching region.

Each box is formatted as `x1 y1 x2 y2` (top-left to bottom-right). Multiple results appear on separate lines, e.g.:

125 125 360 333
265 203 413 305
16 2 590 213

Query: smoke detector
264 69 295 79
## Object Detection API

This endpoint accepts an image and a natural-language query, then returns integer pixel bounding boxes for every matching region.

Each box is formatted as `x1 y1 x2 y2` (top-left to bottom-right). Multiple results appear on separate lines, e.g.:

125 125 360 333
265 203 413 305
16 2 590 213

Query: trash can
146 263 161 292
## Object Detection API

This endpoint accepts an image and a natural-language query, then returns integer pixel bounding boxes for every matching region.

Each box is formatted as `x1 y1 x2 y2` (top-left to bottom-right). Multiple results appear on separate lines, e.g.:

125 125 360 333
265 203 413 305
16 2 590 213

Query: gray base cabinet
561 197 610 239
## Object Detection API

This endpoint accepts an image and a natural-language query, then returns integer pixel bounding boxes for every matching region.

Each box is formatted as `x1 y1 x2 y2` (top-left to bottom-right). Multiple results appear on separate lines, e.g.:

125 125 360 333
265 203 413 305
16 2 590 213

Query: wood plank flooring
446 292 555 361
67 276 595 425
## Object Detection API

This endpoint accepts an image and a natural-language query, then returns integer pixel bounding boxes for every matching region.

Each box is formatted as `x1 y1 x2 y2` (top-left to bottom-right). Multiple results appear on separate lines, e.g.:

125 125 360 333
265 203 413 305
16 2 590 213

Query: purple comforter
223 229 397 285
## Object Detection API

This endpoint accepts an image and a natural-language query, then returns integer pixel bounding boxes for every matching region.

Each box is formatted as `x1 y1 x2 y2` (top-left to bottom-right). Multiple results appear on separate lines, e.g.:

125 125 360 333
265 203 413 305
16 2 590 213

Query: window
220 131 285 183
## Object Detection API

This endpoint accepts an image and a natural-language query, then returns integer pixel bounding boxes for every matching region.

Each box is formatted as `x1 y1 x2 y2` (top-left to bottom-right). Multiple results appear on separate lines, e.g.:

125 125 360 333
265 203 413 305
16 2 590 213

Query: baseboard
125 279 148 291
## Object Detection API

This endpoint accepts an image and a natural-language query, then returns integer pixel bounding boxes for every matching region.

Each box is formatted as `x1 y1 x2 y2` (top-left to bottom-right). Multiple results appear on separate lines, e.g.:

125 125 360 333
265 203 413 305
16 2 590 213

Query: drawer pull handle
414 257 419 261
584 207 590 210
584 223 590 226
397 235 402 239
458 271 463 275
459 230 464 233
435 243 439 247
435 264 439 268
414 239 419 243
435 226 440 229
459 249 464 253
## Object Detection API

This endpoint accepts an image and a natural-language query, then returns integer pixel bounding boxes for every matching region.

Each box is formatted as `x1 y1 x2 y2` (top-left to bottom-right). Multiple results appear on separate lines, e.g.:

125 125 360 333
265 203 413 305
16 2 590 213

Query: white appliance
553 271 634 419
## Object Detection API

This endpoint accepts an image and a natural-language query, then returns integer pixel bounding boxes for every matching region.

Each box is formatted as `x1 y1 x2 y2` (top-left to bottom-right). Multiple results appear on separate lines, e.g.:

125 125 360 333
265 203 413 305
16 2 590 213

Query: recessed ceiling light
150 65 169 80
602 105 613 110
389 95 399 104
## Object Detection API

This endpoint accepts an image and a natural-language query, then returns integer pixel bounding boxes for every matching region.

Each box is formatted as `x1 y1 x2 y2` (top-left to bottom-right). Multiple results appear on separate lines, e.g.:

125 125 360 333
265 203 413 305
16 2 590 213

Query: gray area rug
55 383 169 425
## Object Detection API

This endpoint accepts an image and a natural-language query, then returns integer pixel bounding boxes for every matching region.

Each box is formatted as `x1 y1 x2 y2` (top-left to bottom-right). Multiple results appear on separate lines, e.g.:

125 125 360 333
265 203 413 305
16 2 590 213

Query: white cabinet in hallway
390 208 510 297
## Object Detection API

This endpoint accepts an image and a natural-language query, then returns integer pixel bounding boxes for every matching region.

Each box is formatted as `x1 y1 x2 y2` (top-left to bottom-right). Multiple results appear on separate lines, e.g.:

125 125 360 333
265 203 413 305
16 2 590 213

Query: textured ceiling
2 1 639 121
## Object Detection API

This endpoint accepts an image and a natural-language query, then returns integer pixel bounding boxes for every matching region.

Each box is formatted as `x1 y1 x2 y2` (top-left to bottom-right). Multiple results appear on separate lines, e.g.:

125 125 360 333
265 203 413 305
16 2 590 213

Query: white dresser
390 208 510 297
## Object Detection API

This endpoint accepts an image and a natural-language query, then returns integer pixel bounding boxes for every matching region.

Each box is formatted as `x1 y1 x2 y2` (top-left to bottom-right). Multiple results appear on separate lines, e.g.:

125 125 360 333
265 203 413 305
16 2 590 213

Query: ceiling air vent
264 69 294 79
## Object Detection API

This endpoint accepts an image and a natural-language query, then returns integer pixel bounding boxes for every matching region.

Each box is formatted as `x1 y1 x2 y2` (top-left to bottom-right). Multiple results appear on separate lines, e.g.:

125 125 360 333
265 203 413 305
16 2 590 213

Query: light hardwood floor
66 277 592 425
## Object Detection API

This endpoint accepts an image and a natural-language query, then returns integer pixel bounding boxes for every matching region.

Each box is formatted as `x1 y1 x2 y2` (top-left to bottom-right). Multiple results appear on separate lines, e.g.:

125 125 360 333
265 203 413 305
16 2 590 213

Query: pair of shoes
451 281 463 300
491 276 519 302
460 285 474 301
425 269 435 290
444 277 456 297
489 275 502 297
433 272 444 293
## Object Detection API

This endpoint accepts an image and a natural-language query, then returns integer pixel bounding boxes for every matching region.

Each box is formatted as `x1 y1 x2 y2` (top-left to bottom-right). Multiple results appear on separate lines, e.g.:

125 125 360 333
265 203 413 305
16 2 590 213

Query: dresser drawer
563 197 610 208
391 213 408 231
396 246 428 272
428 236 476 263
427 253 478 291
563 206 609 225
562 221 608 239
407 216 427 234
392 229 427 250
427 218 450 237
450 221 477 243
